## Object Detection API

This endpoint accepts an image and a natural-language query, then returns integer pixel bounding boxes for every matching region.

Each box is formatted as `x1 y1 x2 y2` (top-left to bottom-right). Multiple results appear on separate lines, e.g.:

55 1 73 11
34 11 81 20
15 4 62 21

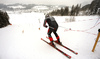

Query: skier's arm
43 19 48 28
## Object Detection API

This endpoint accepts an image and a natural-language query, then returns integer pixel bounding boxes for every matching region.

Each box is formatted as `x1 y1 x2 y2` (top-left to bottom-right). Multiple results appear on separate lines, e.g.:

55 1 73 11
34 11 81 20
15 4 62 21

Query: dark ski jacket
43 16 58 29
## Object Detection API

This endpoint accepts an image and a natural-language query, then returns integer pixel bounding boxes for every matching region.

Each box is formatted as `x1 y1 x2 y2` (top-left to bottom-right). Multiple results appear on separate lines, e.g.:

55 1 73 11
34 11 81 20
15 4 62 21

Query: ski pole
59 26 71 30
49 26 55 29
59 26 68 29
49 26 71 30
94 16 100 26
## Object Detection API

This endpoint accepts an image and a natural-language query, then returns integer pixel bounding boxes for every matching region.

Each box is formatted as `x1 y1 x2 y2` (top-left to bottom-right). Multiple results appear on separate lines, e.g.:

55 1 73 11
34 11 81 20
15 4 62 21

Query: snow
32 6 49 10
0 12 100 59
8 5 26 9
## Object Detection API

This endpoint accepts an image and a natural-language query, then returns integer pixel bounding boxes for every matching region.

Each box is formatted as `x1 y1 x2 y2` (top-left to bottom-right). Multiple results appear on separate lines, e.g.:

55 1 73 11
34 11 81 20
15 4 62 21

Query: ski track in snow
0 12 100 59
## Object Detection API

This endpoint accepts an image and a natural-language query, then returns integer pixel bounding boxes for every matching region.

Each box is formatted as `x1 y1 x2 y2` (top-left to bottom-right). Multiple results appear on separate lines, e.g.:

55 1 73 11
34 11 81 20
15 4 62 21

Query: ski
46 37 78 55
54 41 78 55
41 38 71 59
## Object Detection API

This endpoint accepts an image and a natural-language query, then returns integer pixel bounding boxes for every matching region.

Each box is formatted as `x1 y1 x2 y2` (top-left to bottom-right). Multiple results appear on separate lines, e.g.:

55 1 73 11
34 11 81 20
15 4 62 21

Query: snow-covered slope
0 12 100 59
8 5 26 9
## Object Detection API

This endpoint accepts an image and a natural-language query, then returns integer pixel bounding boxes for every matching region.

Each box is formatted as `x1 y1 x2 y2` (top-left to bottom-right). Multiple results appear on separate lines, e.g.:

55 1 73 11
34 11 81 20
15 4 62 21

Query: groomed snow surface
0 12 100 59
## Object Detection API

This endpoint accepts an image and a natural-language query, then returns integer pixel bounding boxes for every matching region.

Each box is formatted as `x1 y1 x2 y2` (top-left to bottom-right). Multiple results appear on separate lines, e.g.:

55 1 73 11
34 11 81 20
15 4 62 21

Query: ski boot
55 36 62 45
49 41 55 47
55 39 62 45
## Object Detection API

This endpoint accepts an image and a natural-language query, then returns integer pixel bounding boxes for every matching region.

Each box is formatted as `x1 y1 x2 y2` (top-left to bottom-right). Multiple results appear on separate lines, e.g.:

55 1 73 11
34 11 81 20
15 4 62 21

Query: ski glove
45 25 48 28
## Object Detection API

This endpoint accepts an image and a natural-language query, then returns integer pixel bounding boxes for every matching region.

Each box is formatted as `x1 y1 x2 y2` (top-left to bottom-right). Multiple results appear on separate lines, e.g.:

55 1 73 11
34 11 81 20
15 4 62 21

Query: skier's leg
53 29 62 44
47 28 53 41
47 28 55 46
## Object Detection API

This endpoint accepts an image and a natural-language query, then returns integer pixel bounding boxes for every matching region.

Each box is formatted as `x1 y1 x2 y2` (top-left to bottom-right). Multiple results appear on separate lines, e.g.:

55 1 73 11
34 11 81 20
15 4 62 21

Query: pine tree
60 8 64 16
70 5 75 16
0 10 11 28
63 7 69 16
75 4 80 16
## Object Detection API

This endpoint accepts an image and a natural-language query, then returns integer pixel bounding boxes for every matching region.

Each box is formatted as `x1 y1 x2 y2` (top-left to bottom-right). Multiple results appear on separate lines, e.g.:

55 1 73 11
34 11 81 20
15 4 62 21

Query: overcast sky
0 0 93 6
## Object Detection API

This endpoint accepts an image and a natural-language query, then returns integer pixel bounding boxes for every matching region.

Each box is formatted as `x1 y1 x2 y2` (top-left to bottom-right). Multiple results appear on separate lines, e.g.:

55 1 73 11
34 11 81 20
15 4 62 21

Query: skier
43 14 62 46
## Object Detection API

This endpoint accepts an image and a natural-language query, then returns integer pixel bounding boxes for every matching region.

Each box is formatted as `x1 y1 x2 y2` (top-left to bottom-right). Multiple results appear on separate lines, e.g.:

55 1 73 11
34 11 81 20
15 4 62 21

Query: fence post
92 29 100 52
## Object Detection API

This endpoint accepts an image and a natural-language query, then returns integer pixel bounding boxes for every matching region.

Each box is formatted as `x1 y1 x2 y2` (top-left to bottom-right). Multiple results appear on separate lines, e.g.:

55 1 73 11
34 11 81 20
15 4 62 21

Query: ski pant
47 27 60 41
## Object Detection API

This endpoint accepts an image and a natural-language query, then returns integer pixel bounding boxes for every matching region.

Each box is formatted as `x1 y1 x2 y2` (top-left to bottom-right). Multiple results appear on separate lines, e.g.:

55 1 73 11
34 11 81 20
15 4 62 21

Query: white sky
0 0 93 6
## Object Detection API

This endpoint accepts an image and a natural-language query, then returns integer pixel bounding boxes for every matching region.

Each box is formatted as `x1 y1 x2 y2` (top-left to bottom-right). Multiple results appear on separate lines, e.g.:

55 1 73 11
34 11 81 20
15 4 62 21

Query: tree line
49 0 100 16
49 4 81 16
89 0 100 15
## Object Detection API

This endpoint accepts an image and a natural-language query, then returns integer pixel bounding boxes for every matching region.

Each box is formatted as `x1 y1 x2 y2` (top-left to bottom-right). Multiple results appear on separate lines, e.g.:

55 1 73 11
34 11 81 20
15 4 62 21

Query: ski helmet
45 14 49 18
